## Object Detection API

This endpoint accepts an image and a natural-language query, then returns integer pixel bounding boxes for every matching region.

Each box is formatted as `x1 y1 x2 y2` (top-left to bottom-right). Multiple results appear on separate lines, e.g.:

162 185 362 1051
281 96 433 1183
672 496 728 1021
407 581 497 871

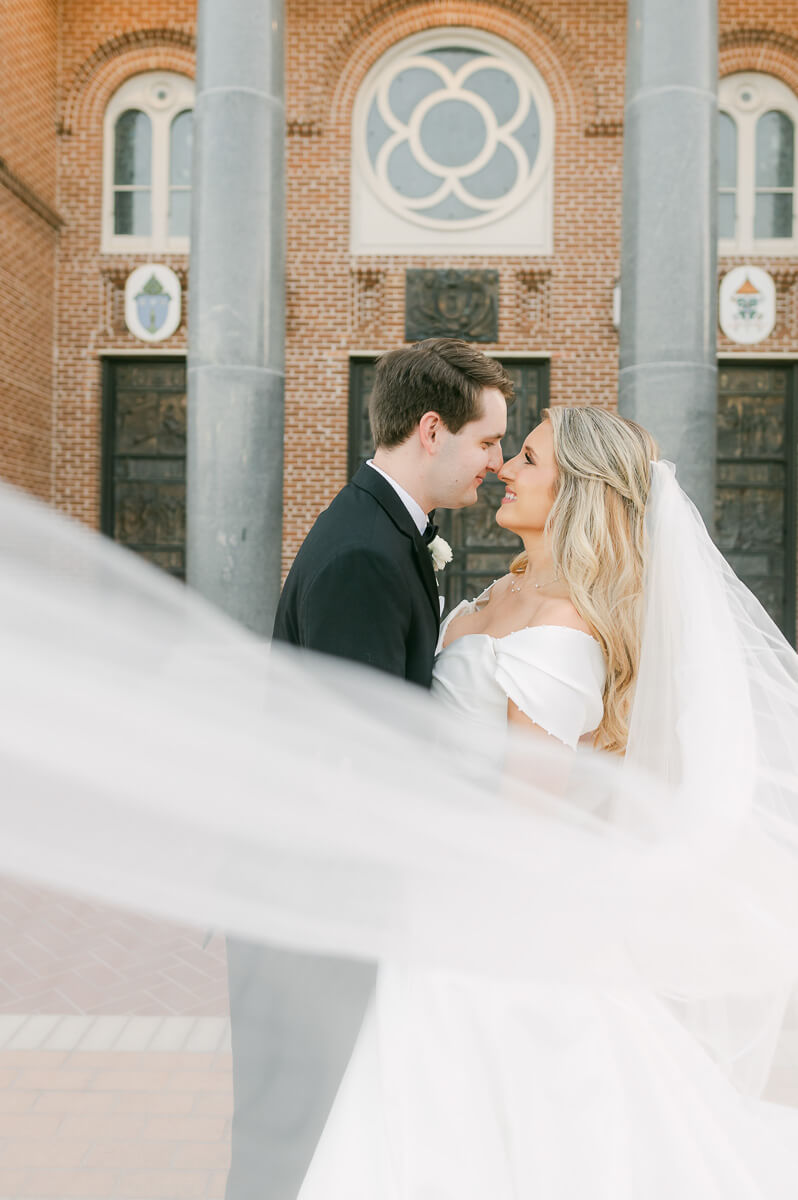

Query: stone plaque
405 269 499 343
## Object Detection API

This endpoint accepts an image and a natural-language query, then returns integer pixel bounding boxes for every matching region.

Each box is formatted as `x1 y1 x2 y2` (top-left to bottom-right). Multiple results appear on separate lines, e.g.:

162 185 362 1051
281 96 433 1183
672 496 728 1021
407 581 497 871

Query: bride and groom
225 337 798 1199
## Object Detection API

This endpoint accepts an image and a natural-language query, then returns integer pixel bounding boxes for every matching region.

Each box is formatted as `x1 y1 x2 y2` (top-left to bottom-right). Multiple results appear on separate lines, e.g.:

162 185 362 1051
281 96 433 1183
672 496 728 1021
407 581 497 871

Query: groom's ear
418 411 444 454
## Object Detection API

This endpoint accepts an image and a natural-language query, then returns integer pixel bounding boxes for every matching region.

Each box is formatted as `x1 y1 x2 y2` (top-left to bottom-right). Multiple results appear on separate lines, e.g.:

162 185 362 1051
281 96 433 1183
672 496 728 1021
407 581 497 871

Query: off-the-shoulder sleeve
493 627 606 749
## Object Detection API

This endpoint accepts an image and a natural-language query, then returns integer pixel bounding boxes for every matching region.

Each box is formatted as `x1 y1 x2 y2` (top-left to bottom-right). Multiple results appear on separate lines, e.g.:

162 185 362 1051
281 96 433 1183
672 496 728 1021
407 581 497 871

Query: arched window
352 29 554 254
718 73 798 254
103 72 195 252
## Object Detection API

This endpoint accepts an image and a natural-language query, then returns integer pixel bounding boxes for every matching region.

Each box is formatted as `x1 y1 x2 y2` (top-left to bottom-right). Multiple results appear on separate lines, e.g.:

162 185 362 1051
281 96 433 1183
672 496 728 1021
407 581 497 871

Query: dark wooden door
102 358 187 577
716 363 796 642
349 358 549 609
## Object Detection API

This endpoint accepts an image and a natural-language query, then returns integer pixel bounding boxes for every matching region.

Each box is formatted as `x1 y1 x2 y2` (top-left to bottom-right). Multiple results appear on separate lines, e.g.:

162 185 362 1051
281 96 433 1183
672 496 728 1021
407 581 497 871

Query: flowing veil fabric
627 462 798 1092
0 462 797 1111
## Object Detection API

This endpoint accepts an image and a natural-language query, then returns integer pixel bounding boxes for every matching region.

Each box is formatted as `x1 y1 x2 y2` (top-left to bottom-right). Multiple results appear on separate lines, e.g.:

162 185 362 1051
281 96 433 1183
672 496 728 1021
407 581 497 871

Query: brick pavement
0 881 232 1198
0 881 796 1198
0 882 227 1018
0 1044 232 1199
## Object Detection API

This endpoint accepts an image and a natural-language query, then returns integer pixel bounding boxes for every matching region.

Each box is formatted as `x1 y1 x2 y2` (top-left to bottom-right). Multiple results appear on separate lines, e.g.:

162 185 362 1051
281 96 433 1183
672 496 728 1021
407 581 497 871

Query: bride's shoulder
528 596 595 640
479 573 513 604
458 574 512 613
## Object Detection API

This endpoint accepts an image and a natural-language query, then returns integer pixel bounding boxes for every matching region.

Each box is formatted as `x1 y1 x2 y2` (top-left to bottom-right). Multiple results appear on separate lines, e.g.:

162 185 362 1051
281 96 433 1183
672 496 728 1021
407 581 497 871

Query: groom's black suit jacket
273 462 441 686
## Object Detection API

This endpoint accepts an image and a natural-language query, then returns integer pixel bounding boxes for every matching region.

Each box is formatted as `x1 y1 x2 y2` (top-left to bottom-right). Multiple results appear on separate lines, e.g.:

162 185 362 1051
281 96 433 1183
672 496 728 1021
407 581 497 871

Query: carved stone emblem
405 269 499 343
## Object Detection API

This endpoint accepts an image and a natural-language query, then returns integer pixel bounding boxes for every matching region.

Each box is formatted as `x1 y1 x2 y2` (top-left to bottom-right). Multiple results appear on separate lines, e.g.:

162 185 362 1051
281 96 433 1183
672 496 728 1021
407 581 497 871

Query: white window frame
102 71 195 254
719 72 798 257
351 28 554 255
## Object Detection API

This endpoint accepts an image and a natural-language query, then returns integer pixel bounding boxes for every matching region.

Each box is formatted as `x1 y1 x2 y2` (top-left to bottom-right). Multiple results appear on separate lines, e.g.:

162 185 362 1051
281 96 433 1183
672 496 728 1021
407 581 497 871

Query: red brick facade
0 0 59 499
2 0 798 566
283 2 627 566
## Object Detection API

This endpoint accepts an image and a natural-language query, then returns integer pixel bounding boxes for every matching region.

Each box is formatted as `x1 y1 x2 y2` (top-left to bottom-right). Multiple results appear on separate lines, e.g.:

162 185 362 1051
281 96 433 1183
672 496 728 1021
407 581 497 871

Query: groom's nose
488 443 503 473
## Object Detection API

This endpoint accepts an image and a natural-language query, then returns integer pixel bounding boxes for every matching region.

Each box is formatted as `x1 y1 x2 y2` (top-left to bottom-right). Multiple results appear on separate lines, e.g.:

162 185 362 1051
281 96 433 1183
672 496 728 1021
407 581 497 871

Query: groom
225 338 511 1200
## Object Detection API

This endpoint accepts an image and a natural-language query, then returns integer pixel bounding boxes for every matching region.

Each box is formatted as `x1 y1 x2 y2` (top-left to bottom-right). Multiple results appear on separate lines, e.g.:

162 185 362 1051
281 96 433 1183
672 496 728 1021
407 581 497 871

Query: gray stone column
187 0 285 634
618 0 718 524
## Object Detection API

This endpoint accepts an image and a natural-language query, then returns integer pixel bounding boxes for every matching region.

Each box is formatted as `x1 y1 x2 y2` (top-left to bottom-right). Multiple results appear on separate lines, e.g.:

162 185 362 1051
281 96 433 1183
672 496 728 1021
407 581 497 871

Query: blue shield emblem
135 274 171 334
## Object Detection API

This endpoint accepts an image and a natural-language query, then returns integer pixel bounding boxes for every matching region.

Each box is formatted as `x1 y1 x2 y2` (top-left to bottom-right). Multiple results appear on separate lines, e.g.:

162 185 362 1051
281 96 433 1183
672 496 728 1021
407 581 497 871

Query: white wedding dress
297 588 798 1200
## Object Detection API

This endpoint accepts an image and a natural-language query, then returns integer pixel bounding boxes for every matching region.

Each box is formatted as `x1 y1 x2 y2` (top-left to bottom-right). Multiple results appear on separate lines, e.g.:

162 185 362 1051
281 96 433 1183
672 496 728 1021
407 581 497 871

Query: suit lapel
410 530 441 625
352 464 440 625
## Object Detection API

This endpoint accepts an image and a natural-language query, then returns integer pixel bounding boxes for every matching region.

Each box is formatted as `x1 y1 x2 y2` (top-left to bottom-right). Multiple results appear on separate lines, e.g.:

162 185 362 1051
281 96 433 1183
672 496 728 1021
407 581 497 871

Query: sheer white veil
0 460 797 1096
626 460 798 1090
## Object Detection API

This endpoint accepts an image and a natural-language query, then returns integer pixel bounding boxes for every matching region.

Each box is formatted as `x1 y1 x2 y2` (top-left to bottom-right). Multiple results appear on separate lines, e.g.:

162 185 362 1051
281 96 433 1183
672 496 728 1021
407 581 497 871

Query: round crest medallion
124 265 182 343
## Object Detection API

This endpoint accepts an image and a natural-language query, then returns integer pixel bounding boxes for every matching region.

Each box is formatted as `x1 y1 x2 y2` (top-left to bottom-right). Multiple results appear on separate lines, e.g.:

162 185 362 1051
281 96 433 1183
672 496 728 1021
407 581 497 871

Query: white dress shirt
366 460 429 536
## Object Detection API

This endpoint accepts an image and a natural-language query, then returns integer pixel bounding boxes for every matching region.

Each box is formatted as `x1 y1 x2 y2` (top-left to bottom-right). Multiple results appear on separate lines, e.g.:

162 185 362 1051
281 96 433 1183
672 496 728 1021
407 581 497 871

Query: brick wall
0 0 59 499
281 0 798 568
717 17 798 353
4 0 798 556
282 0 627 568
51 0 195 524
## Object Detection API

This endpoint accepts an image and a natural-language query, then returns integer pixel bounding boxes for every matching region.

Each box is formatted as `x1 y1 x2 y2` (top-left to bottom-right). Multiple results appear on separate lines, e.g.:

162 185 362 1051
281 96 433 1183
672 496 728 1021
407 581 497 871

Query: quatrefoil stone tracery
364 48 543 231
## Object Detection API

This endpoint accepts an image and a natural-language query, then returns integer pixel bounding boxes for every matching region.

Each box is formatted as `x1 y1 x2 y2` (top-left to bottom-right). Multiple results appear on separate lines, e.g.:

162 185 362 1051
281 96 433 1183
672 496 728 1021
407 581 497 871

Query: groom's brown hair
369 339 513 449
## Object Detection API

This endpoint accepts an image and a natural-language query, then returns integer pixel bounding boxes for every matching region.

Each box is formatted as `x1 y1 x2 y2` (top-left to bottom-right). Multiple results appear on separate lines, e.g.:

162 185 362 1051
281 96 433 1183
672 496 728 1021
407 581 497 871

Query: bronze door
349 358 548 610
102 358 187 577
716 364 796 642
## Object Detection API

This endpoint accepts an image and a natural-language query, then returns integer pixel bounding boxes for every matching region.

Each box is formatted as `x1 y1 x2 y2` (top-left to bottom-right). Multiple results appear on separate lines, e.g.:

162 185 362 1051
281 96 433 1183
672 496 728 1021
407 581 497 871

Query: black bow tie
423 515 439 545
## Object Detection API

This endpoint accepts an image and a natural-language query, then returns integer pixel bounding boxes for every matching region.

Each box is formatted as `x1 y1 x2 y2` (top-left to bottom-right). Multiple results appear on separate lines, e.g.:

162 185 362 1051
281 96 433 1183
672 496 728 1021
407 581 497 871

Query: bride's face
496 420 559 534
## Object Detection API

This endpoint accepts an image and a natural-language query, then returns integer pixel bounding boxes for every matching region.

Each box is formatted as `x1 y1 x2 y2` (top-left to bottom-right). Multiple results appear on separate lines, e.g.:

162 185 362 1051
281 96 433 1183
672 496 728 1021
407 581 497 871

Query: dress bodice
431 585 606 749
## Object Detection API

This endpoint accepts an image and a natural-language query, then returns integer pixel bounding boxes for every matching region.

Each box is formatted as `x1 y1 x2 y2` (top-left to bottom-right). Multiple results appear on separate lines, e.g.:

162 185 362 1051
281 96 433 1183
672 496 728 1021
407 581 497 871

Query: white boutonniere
428 534 453 572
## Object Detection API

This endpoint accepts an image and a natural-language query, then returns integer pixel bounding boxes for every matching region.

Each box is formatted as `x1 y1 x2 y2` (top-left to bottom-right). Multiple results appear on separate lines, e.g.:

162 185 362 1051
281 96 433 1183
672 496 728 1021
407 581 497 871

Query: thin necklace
510 571 559 594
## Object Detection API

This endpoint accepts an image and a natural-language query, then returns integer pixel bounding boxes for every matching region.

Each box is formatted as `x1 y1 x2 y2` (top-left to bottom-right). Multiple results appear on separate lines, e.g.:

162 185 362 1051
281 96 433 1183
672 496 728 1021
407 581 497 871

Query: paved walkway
0 1042 231 1198
0 883 227 1018
0 881 796 1198
0 881 232 1198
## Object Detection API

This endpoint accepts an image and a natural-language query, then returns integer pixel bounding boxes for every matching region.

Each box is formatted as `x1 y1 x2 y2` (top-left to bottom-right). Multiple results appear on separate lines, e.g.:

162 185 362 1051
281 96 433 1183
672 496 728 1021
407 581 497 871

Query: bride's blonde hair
510 406 658 753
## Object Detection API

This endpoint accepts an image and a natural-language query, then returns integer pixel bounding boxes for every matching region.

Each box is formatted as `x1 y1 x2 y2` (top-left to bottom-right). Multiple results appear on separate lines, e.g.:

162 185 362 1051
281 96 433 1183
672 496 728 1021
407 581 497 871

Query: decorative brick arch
304 0 604 138
59 29 195 136
719 27 798 96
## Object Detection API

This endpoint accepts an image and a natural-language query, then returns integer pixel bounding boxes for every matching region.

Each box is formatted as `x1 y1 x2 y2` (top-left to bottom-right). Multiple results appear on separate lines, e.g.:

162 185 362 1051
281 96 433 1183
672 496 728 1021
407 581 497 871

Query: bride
296 405 798 1199
2 405 798 1197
